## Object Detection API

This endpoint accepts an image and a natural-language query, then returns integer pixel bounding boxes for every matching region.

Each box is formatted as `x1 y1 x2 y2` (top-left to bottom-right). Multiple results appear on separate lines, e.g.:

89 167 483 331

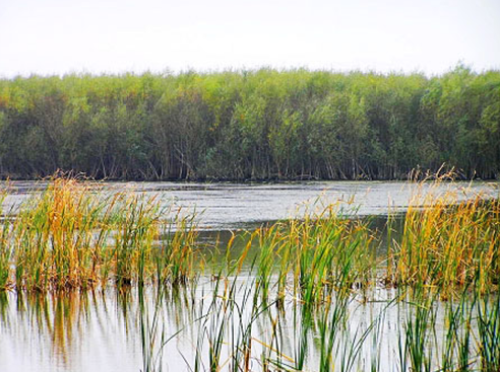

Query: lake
0 180 498 372
2 180 496 229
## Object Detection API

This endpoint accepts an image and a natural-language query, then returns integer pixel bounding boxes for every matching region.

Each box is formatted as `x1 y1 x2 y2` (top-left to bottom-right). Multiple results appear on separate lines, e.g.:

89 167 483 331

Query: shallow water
1 180 497 229
0 281 488 372
0 180 497 372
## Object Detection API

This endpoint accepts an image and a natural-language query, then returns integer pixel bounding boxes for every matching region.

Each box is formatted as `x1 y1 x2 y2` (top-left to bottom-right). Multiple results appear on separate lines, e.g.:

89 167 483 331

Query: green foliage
0 66 499 180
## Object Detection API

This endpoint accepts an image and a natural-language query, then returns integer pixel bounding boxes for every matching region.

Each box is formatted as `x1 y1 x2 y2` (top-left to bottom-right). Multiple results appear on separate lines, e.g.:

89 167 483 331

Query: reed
0 190 14 290
3 175 497 298
477 291 500 372
13 178 106 290
272 207 375 307
3 265 498 372
389 179 499 296
405 296 436 372
138 286 184 372
0 176 203 291
111 193 161 286
293 303 312 371
156 211 198 286
3 175 500 372
255 224 282 301
317 295 349 371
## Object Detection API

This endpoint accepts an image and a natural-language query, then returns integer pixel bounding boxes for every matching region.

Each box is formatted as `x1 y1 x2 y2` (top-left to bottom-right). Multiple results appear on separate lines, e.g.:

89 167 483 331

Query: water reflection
1 278 494 372
0 179 498 371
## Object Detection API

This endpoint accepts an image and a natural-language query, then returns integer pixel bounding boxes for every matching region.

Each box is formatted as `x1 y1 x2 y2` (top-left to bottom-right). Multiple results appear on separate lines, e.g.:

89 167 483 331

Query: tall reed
156 211 198 286
389 179 499 296
0 189 13 290
273 206 375 307
14 178 106 290
477 291 500 371
111 193 160 286
4 176 200 291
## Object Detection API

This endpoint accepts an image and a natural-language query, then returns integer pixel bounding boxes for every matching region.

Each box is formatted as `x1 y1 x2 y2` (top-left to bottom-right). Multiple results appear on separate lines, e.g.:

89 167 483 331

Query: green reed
111 193 161 286
0 191 14 290
4 268 499 372
138 286 184 372
258 207 376 308
477 290 500 372
156 211 198 286
318 296 349 371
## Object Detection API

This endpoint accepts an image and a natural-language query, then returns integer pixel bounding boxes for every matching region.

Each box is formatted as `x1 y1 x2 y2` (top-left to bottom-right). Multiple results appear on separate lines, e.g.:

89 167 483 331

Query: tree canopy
0 66 499 180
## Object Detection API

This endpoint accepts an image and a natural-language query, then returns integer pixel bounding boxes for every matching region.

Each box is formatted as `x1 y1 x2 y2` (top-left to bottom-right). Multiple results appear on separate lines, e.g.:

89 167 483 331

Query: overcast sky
0 0 499 77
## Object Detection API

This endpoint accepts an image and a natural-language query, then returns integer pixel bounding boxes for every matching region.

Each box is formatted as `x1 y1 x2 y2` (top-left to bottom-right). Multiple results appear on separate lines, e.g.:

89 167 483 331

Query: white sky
0 0 499 77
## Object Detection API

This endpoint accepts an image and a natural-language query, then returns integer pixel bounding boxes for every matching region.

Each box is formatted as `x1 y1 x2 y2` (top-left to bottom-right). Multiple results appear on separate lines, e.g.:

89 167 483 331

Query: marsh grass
477 291 500 371
1 176 499 371
138 286 185 372
388 178 499 297
4 266 500 372
249 207 376 309
2 177 199 291
112 193 161 286
14 178 105 290
2 175 497 298
156 211 198 286
0 190 14 290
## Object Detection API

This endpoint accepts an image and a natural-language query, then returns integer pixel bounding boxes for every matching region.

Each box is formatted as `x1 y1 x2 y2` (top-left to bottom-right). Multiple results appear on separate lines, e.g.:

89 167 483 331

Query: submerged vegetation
1 65 500 181
0 176 499 371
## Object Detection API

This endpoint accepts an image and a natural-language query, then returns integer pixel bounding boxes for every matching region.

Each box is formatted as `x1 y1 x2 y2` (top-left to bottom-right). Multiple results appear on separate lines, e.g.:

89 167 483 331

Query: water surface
2 180 496 229
0 180 497 372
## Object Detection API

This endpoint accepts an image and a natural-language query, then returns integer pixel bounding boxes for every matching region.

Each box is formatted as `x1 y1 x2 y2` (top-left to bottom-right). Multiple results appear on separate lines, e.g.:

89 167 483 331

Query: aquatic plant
5 177 199 291
156 211 198 286
13 178 106 290
477 291 500 372
0 190 14 290
389 179 500 296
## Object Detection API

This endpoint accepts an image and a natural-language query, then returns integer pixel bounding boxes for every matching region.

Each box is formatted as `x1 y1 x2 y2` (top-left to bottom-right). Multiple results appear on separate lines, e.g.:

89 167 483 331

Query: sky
0 0 499 77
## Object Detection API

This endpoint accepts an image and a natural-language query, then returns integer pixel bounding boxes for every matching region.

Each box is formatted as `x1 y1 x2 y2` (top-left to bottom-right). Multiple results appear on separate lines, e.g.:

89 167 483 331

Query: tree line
0 66 499 181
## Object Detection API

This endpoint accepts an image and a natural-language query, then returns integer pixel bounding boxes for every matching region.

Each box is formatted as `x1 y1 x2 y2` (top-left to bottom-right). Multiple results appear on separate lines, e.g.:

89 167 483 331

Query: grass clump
388 181 499 296
14 178 106 291
5 176 197 291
